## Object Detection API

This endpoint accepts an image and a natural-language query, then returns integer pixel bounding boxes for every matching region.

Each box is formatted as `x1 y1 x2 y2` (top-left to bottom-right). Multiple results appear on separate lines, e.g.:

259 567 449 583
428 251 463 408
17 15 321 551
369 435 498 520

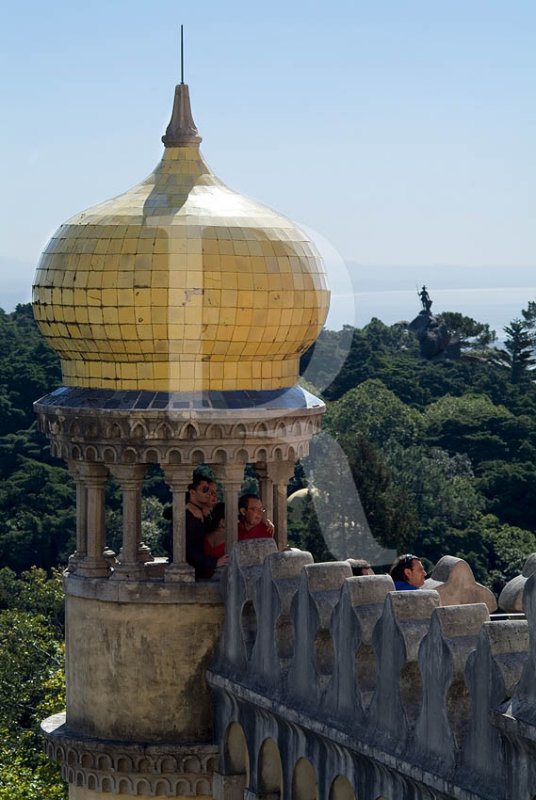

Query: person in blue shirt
390 554 426 590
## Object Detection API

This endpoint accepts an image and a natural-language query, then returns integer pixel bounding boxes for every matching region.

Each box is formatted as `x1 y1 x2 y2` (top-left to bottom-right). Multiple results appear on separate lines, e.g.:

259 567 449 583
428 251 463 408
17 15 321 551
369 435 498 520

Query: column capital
108 463 146 485
163 464 193 488
76 461 109 483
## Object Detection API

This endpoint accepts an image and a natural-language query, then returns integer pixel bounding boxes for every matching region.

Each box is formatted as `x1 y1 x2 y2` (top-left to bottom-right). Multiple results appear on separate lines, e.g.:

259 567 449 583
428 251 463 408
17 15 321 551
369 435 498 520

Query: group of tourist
171 475 427 588
347 554 427 590
182 475 274 579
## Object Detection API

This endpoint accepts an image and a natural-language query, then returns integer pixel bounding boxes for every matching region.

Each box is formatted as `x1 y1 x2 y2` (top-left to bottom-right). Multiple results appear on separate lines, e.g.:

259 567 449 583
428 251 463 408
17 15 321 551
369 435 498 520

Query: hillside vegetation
1 301 536 796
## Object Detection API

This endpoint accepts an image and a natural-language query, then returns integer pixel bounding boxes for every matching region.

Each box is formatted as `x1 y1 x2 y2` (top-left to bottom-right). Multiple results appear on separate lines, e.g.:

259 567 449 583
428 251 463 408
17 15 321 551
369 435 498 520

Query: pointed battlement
208 544 533 800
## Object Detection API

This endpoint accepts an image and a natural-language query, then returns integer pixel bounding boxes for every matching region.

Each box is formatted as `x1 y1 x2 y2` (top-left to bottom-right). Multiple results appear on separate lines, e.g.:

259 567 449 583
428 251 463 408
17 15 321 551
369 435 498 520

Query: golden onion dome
32 83 330 392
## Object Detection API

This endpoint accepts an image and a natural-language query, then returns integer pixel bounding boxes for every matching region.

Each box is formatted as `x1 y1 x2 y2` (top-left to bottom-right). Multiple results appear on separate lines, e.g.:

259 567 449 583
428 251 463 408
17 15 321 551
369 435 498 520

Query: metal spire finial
162 25 201 147
180 24 184 84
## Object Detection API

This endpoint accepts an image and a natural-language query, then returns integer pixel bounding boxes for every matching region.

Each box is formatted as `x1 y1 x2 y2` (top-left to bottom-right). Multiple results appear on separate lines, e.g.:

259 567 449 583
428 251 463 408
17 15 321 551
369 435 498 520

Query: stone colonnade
67 457 296 582
34 387 325 581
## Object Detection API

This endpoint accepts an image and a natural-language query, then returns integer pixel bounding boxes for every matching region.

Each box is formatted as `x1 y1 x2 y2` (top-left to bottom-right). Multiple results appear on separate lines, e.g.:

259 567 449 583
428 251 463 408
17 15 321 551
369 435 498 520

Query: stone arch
103 447 117 464
191 448 206 465
116 756 133 772
292 757 319 800
273 447 283 461
233 423 247 438
75 769 84 787
131 422 147 440
329 775 356 800
80 753 93 768
400 660 423 725
241 600 258 658
137 757 152 772
224 722 250 791
183 755 201 772
257 737 283 798
110 422 123 438
123 447 138 464
87 773 98 790
208 424 225 439
96 754 112 770
313 627 335 680
275 421 287 438
355 640 378 711
275 611 295 662
67 748 77 766
101 777 114 792
213 448 228 464
168 449 182 464
155 779 171 796
69 421 81 436
117 778 131 794
159 755 178 772
84 445 98 462
194 778 211 794
182 422 199 440
236 448 249 463
72 445 82 460
288 445 296 461
86 422 98 438
255 448 268 463
156 422 173 439
145 448 160 463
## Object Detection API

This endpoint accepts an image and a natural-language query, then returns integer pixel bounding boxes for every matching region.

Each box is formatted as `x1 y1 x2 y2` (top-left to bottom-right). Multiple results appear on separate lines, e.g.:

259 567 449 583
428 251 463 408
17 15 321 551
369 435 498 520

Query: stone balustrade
207 543 536 800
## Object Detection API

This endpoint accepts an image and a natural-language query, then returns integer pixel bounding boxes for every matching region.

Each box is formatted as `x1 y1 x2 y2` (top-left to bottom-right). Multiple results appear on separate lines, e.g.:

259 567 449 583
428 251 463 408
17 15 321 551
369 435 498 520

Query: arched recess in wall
292 757 319 800
257 737 283 798
328 775 356 800
223 722 250 789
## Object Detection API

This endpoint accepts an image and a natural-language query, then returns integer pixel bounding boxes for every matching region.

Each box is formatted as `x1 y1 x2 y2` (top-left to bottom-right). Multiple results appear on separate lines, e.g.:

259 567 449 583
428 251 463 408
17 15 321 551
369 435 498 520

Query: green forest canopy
2 301 536 797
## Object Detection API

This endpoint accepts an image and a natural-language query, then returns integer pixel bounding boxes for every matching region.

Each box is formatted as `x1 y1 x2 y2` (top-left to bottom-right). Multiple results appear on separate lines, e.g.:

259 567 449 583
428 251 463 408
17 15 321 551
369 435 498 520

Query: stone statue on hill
409 286 461 359
419 285 433 312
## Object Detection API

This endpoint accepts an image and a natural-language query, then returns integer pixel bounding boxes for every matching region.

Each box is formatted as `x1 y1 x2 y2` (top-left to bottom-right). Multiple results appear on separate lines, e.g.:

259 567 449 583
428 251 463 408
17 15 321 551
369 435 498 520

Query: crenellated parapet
208 544 535 800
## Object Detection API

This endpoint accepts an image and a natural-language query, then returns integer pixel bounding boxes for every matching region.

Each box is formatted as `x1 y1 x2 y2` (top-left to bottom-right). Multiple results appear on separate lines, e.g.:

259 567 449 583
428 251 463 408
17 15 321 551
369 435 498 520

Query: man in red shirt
238 494 274 541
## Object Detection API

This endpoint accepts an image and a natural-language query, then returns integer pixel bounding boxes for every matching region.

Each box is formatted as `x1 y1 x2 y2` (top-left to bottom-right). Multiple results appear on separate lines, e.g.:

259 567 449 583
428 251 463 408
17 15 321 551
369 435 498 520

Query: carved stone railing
207 544 535 800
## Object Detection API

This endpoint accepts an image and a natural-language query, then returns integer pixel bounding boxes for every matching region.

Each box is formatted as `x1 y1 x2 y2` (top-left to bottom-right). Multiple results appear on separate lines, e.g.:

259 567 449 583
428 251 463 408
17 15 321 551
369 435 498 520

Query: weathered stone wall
208 542 534 800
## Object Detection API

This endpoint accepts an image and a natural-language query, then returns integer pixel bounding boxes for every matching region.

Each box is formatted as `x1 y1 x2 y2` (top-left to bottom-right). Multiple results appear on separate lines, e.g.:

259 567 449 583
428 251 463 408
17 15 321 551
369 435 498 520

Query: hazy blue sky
1 1 535 314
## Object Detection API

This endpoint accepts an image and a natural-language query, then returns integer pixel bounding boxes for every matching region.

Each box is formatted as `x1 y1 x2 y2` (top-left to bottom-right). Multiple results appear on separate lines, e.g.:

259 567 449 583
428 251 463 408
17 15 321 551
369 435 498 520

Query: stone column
163 465 195 583
66 461 87 573
213 463 245 554
267 460 295 550
109 464 147 580
255 462 274 521
75 462 110 578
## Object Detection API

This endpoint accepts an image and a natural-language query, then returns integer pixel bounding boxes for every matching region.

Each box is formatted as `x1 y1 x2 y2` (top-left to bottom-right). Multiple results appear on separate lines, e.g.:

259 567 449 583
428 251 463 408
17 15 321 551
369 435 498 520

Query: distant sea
326 287 536 340
321 261 536 340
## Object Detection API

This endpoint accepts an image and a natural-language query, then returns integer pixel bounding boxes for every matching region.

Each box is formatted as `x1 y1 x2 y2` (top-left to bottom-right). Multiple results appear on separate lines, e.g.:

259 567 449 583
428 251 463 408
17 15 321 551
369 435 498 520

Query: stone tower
33 76 330 798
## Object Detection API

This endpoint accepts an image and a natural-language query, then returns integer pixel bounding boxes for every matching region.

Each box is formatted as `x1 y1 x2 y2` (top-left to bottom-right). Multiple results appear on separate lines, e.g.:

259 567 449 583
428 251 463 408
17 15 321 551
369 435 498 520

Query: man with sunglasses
390 554 426 590
186 477 229 578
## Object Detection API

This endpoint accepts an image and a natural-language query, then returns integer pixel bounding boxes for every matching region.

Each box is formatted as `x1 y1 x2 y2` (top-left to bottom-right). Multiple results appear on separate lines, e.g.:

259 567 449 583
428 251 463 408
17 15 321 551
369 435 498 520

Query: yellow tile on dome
221 289 238 307
118 289 135 305
137 363 154 380
136 324 153 339
152 271 170 289
122 330 139 346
